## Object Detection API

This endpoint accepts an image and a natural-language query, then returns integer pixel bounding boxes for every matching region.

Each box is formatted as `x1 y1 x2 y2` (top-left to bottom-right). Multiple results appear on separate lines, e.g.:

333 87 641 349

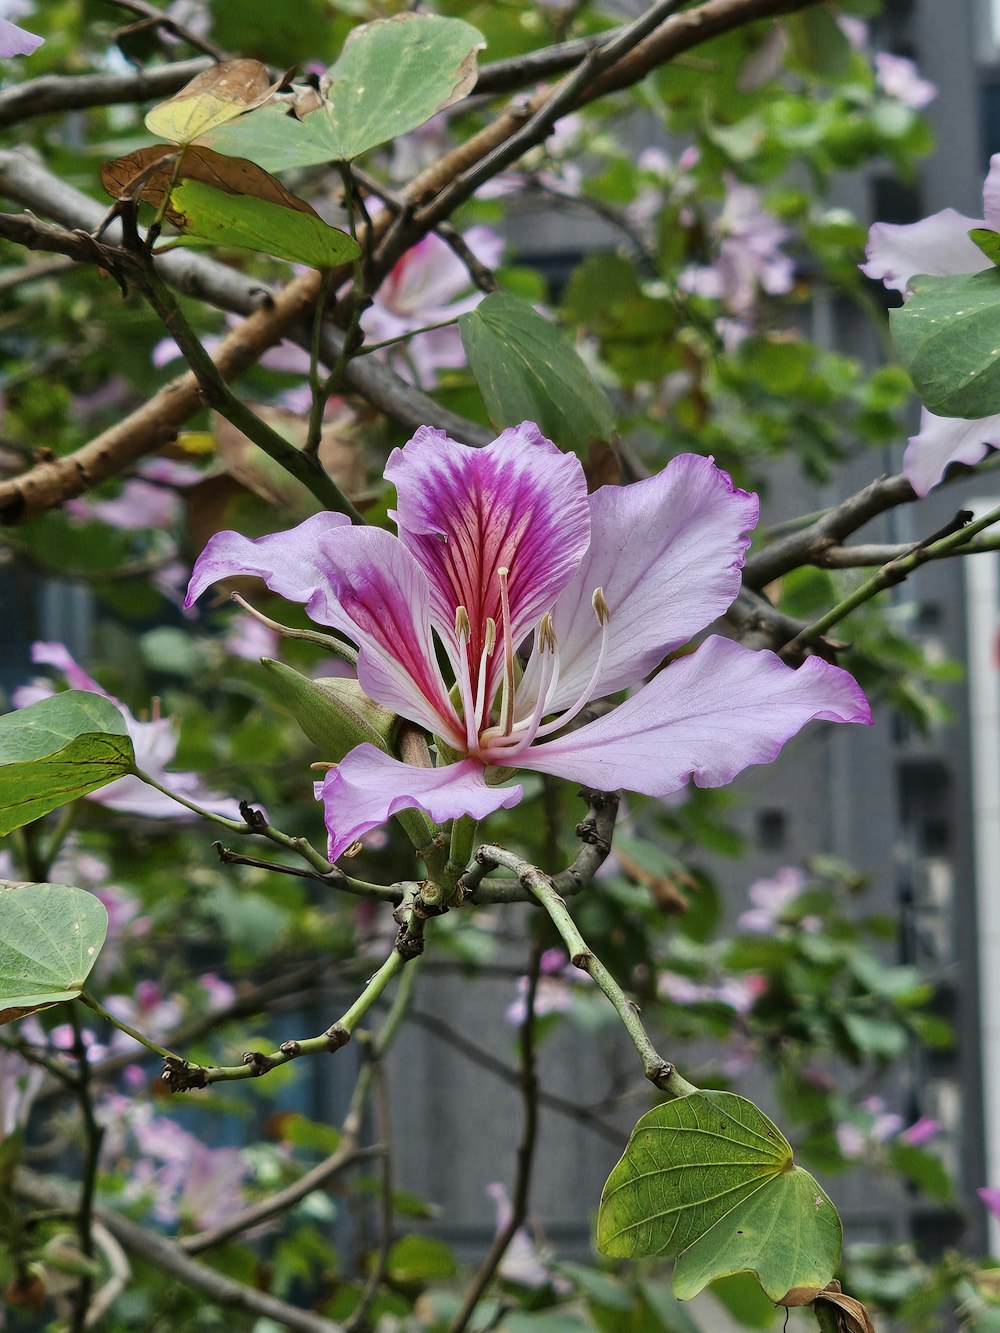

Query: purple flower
0 1047 44 1138
680 178 795 319
13 642 242 820
979 1186 1000 1222
862 157 1000 493
873 52 936 110
361 227 504 386
186 424 871 861
900 1115 940 1148
738 865 821 934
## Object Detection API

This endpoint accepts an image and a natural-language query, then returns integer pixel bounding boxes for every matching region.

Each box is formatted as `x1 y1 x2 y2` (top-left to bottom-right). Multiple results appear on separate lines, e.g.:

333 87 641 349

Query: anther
592 587 610 625
484 617 497 656
538 613 557 653
455 605 471 641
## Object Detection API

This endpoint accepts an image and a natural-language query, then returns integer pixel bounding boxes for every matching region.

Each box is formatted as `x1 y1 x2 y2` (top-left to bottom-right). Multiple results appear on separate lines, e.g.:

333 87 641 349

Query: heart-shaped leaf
204 14 484 168
0 692 135 835
169 179 360 268
0 883 109 1024
460 291 615 454
596 1091 842 1303
890 268 1000 418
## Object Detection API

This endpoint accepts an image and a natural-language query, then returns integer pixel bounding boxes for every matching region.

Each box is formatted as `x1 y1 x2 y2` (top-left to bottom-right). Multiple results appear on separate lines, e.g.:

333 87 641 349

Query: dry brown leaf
809 1282 878 1333
101 144 318 223
615 848 693 916
145 58 281 144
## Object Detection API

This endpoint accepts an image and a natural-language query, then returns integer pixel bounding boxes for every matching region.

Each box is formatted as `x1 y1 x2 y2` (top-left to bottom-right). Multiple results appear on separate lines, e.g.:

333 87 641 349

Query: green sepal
260 660 398 761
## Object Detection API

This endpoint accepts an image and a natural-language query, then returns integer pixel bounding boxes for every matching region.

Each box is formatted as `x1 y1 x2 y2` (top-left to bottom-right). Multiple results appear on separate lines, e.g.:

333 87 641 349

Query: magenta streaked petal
184 513 353 619
903 407 1000 495
185 515 458 737
385 424 591 669
514 636 871 794
319 527 461 739
317 744 522 861
861 210 987 293
522 455 757 711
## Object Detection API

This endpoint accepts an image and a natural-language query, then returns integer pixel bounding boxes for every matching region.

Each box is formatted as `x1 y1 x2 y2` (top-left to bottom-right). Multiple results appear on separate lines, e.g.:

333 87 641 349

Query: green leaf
596 1091 842 1303
460 291 615 453
890 269 1000 418
385 1234 457 1283
970 228 1000 266
204 14 484 167
840 1012 908 1058
169 180 360 269
0 692 135 835
0 883 108 1024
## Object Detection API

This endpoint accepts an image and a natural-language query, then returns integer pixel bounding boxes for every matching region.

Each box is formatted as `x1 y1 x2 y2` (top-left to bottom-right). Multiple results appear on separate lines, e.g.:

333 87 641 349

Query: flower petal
0 18 43 56
861 209 987 293
982 155 1000 231
903 407 1000 495
185 512 353 621
185 515 459 739
385 423 591 669
317 743 522 861
523 455 758 711
514 636 871 794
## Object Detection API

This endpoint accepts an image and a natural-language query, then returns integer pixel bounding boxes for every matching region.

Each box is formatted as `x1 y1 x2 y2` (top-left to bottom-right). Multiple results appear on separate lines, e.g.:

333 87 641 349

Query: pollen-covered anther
455 604 471 641
592 587 611 625
484 617 497 656
538 612 558 654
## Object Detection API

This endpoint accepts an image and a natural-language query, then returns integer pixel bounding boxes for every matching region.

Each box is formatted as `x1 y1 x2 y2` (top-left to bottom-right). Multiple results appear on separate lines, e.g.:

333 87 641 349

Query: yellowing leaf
144 58 278 145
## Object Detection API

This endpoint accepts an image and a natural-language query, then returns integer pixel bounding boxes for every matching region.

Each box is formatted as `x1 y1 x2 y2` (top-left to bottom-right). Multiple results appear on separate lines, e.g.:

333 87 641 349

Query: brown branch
102 0 227 60
0 58 212 132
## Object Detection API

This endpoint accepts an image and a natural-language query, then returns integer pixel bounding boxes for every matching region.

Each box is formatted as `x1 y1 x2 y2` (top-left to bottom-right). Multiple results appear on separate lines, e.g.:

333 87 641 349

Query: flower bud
260 660 399 762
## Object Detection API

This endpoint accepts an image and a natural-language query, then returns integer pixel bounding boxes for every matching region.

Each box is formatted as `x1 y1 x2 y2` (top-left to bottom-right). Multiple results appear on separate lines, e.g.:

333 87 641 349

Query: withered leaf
101 145 318 224
809 1282 877 1333
144 58 280 145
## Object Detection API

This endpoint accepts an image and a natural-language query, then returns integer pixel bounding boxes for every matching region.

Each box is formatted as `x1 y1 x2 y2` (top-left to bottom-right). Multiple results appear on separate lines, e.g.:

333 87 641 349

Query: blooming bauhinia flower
862 156 1000 494
13 642 241 820
186 423 871 861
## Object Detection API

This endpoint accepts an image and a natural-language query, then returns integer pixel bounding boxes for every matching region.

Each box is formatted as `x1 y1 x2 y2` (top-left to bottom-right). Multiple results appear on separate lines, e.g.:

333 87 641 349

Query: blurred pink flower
900 1115 940 1148
979 1186 1000 1222
223 612 280 662
0 1 41 57
874 52 936 110
739 865 820 934
13 641 242 820
0 1047 44 1138
362 227 504 385
680 178 794 319
486 1183 570 1291
658 970 766 1014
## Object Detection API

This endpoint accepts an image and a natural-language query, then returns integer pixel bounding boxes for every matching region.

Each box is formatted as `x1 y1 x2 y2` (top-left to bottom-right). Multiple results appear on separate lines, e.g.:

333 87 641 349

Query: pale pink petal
903 407 1000 495
0 17 42 56
385 424 590 688
317 744 522 861
184 513 352 618
514 636 871 794
30 642 105 694
523 455 758 711
861 210 988 292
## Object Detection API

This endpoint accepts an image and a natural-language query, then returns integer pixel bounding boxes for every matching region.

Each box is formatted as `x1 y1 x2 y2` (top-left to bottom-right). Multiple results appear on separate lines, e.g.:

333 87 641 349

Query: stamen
497 567 516 736
473 617 498 730
486 614 558 755
530 588 612 740
453 603 478 751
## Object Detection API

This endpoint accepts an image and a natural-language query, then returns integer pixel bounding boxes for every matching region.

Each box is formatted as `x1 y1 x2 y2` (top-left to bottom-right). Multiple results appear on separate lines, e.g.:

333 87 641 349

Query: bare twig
0 59 212 132
448 938 544 1333
102 0 227 60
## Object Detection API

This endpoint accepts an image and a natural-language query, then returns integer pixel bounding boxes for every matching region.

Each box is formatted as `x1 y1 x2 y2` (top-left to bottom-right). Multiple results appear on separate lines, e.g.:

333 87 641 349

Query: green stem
230 593 359 667
304 268 335 457
787 504 1000 654
356 316 460 356
131 768 247 831
132 261 364 523
79 992 183 1063
475 844 697 1098
443 815 478 896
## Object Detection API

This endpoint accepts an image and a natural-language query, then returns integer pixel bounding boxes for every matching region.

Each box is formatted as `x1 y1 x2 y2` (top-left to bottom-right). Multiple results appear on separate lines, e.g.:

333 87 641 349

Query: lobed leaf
145 58 279 145
597 1091 842 1303
0 692 135 835
203 13 484 167
0 883 108 1025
